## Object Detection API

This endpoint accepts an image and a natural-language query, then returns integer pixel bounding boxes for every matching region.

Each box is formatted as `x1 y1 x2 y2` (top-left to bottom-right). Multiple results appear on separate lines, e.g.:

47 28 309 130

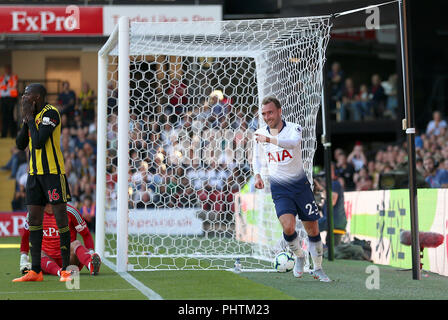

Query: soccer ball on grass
274 251 295 272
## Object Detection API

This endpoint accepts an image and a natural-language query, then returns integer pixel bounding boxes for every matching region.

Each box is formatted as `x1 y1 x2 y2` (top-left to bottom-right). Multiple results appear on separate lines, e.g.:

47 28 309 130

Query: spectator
339 78 358 121
327 62 344 116
1 146 26 179
347 142 367 172
367 160 380 189
76 156 95 179
354 166 373 191
0 64 18 138
79 82 96 122
416 158 425 176
134 183 154 209
442 158 448 171
175 177 198 208
426 110 447 137
70 110 89 137
58 81 76 119
382 74 398 119
195 100 212 127
80 195 96 233
11 182 26 211
167 78 188 115
352 83 370 120
208 90 230 128
15 157 28 182
11 164 28 211
415 129 424 149
334 151 356 191
368 74 387 119
74 126 95 151
187 161 207 190
423 156 448 188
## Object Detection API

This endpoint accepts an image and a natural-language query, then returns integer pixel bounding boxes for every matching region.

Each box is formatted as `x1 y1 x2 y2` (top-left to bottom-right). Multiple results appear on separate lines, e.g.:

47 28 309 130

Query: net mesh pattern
101 17 332 270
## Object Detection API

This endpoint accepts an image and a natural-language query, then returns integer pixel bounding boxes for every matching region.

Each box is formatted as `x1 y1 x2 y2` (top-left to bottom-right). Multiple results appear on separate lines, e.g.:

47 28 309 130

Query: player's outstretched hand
255 133 269 144
254 176 264 189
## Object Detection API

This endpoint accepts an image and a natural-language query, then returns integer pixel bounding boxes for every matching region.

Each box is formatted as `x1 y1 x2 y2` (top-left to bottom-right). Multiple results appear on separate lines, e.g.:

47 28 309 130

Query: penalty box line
102 258 163 300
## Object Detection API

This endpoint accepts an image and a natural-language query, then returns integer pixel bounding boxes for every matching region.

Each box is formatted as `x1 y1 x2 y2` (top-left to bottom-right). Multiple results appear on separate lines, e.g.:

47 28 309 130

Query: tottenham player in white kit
252 96 330 282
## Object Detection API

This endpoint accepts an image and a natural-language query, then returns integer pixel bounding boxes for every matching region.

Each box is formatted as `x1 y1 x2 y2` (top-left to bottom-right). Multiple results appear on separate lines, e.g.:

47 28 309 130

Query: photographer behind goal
314 163 347 247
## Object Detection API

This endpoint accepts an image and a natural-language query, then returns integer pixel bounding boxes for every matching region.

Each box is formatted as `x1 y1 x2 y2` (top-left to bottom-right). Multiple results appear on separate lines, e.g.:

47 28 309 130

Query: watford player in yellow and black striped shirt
13 83 73 283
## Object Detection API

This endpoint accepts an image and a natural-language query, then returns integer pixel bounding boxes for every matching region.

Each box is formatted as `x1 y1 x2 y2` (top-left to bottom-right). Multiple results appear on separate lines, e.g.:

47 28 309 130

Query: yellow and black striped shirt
18 104 66 175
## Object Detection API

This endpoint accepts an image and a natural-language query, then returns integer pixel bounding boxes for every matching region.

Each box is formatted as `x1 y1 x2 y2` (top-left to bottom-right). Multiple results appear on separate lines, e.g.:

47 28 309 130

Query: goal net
96 16 332 272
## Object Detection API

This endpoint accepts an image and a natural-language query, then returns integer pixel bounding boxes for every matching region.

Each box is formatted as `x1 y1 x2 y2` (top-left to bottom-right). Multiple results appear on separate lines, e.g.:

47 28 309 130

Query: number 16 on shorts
48 189 60 202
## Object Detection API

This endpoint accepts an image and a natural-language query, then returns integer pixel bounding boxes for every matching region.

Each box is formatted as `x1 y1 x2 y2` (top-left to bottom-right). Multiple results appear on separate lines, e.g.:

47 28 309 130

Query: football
274 252 295 272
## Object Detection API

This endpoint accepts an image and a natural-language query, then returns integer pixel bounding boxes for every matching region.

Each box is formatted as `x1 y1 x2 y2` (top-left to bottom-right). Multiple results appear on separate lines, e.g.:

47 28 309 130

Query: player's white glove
20 253 31 274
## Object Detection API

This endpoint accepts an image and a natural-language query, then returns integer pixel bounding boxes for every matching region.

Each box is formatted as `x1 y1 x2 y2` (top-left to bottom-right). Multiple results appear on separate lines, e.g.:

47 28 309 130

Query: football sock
308 234 323 270
29 225 43 273
283 231 305 258
75 245 92 267
41 256 61 276
58 226 71 271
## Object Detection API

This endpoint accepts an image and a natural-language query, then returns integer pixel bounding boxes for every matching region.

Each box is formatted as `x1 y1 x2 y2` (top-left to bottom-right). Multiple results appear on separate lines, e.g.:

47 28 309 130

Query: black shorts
25 174 71 206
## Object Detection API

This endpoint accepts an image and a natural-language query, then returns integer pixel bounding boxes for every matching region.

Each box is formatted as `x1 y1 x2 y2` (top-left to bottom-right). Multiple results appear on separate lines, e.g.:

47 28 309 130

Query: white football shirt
253 120 307 194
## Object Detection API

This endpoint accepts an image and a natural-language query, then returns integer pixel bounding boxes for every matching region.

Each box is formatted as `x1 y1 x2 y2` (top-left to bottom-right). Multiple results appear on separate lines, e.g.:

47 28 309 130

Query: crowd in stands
333 110 448 191
3 71 447 231
327 61 398 121
106 85 254 222
5 80 255 229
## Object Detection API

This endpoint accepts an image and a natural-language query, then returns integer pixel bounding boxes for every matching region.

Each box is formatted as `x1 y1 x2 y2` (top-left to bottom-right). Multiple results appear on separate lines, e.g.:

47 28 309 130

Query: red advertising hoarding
0 6 103 35
0 212 27 237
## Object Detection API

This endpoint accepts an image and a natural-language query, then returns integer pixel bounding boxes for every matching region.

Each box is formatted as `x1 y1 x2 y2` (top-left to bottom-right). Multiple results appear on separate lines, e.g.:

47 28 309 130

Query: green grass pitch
2 236 448 300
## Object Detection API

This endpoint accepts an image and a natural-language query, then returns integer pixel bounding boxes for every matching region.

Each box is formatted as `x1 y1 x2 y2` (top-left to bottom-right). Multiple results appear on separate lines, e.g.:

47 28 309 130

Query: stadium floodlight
97 15 332 272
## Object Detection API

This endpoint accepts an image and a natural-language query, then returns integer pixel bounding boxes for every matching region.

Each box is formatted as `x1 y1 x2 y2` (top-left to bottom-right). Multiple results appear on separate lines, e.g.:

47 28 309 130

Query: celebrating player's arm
254 129 301 149
18 203 101 278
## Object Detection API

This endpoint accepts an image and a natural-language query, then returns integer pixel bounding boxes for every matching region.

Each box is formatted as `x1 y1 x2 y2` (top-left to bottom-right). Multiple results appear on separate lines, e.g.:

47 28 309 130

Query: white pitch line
102 258 163 300
0 288 138 295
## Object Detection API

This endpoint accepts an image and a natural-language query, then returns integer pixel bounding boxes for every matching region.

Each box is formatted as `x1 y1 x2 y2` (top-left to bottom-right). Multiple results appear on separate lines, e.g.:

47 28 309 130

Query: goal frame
97 15 332 272
96 17 130 272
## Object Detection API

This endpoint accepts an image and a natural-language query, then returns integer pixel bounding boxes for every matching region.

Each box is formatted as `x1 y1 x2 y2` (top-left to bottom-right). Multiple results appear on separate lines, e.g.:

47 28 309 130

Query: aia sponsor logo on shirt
267 149 293 163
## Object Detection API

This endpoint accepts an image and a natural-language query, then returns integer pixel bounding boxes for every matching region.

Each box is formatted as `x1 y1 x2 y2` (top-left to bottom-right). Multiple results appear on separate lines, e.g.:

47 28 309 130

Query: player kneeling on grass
15 203 101 282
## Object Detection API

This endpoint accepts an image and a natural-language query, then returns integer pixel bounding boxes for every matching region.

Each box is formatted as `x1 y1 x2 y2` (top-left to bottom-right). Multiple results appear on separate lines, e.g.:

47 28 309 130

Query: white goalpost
96 15 332 272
